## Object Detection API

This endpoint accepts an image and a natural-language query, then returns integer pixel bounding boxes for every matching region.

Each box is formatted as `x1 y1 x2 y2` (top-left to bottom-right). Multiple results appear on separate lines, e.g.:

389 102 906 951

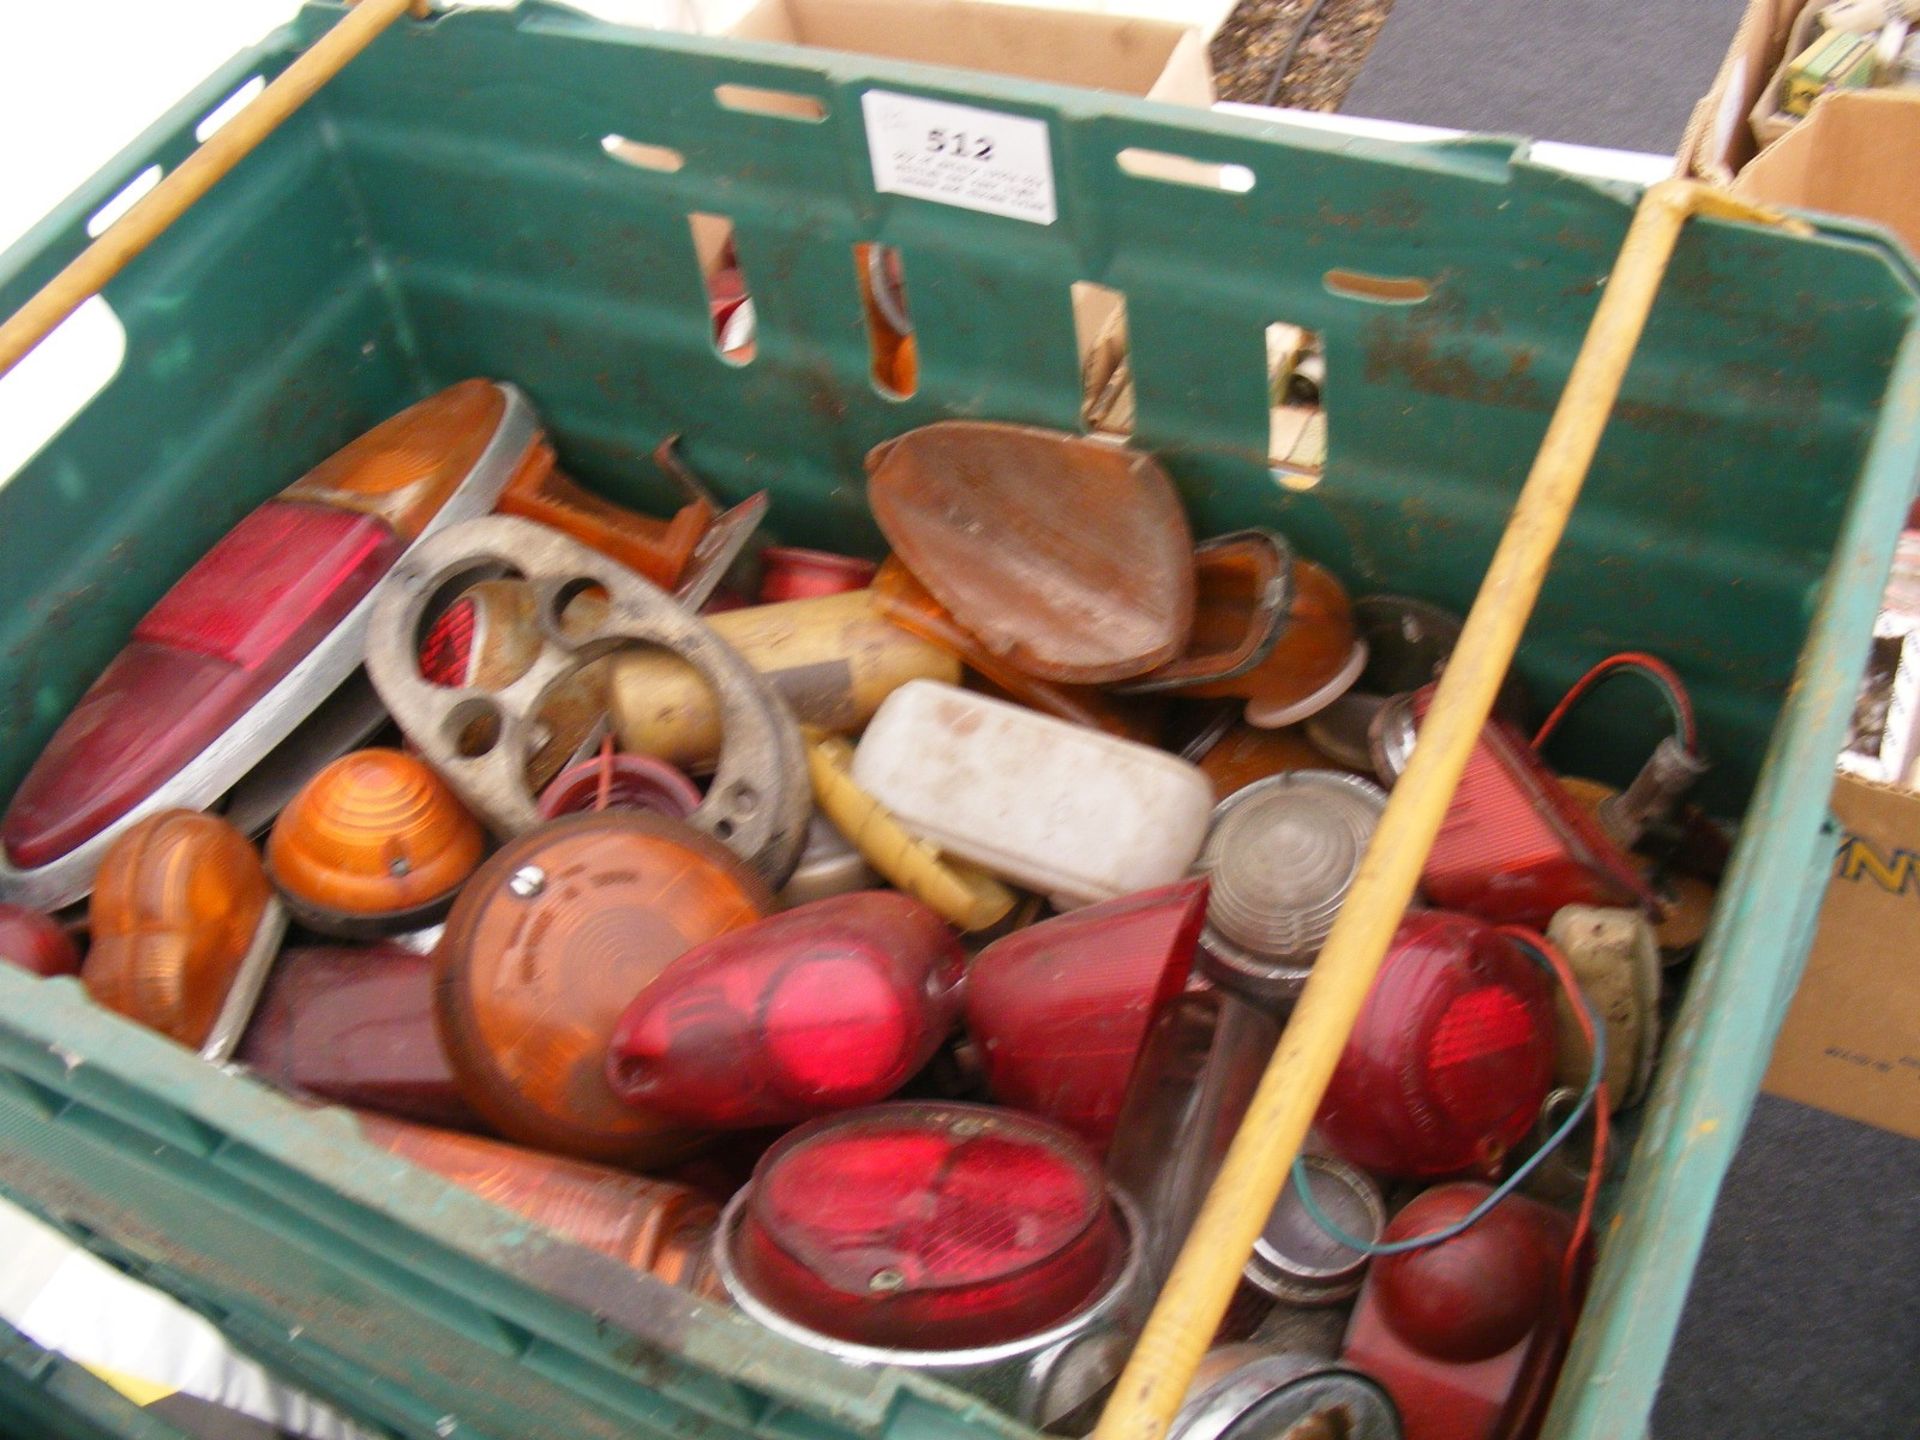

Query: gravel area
1209 0 1399 110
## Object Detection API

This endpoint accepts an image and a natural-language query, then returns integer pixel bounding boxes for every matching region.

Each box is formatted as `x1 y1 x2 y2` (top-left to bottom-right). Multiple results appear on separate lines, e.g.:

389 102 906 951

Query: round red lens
0 905 81 978
731 1103 1121 1350
1316 911 1553 1178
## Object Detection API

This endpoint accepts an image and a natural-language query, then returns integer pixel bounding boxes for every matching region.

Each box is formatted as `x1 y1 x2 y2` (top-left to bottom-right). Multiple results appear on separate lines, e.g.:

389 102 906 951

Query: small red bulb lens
1317 911 1553 1178
0 905 81 977
732 1103 1120 1350
607 893 963 1129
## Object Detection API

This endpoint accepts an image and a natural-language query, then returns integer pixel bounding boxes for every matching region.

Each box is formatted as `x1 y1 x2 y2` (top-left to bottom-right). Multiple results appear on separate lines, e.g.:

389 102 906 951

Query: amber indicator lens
84 810 274 1048
867 421 1195 684
607 892 964 1129
1181 559 1364 728
435 811 772 1164
267 748 483 936
732 1102 1122 1350
354 1112 719 1285
285 378 512 541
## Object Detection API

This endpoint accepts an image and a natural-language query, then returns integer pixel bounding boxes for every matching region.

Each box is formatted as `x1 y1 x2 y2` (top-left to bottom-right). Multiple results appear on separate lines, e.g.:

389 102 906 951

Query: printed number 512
927 128 994 160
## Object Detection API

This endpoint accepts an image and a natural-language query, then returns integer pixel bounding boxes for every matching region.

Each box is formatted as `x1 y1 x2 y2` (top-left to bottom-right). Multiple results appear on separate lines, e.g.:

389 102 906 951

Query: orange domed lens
85 810 276 1049
436 811 772 1165
267 748 483 936
284 379 515 540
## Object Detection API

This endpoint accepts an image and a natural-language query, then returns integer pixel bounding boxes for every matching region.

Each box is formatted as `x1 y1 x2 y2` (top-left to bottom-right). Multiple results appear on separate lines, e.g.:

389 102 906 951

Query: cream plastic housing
850 681 1214 907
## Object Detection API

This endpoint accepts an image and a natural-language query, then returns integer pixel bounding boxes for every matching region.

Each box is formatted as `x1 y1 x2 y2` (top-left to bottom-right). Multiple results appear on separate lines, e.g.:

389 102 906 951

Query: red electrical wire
1496 925 1610 1329
1533 651 1697 754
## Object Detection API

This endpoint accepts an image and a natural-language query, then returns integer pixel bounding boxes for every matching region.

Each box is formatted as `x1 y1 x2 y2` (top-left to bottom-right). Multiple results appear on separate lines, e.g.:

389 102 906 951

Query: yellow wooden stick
804 733 1016 932
1091 179 1808 1440
0 0 421 384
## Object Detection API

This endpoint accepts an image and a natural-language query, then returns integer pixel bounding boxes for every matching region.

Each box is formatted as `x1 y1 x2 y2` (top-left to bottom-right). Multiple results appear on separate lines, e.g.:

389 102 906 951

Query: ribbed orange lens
354 1112 720 1286
283 379 514 540
436 811 772 1164
84 810 273 1047
267 748 483 933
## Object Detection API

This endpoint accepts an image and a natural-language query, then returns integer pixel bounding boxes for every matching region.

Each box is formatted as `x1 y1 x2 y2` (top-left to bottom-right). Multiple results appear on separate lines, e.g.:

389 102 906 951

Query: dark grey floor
1652 1096 1920 1439
1342 0 1748 152
1335 4 1918 1434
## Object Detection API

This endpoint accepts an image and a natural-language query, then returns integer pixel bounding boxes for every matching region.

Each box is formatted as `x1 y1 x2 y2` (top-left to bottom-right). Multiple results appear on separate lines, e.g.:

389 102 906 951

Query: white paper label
862 90 1057 225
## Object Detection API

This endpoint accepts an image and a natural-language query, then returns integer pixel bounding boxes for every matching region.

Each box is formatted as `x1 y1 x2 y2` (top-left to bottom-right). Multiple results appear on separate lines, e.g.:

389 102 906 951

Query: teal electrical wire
1291 940 1605 1256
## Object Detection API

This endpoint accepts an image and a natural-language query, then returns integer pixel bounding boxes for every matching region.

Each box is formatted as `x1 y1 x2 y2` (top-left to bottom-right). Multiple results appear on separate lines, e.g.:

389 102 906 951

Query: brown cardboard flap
1764 772 1920 1141
1678 0 1817 182
727 0 1212 102
1732 88 1920 259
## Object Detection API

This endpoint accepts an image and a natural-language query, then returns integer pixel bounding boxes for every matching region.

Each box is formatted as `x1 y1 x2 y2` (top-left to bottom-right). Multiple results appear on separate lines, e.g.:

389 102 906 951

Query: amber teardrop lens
85 810 273 1048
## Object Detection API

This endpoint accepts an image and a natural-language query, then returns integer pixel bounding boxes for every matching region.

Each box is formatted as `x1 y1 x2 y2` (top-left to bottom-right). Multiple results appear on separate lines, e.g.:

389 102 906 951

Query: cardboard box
1765 772 1920 1140
1731 88 1920 257
727 0 1215 105
1677 0 1817 181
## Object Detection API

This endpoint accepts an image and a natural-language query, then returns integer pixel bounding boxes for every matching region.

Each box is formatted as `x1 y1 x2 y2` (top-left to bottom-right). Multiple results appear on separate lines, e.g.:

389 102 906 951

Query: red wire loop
1532 651 1697 754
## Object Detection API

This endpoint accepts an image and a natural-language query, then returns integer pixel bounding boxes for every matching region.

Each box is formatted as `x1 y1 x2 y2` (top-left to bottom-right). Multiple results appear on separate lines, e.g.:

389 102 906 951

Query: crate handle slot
0 0 423 386
194 75 266 143
1323 268 1432 304
714 84 827 121
0 297 124 489
601 135 684 173
1115 147 1255 194
86 166 165 239
1090 178 1816 1440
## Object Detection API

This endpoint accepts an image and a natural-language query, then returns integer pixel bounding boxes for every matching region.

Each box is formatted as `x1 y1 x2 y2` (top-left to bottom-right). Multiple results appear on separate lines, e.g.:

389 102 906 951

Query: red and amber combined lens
1316 911 1554 1178
84 811 274 1048
267 749 484 935
607 892 965 1130
731 1102 1123 1351
2 381 532 877
435 811 772 1165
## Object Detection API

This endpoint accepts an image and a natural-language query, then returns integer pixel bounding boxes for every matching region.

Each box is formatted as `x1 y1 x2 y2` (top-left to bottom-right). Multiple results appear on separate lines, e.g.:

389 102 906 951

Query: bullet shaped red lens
965 879 1207 1147
607 892 964 1129
730 1103 1122 1350
1317 911 1553 1178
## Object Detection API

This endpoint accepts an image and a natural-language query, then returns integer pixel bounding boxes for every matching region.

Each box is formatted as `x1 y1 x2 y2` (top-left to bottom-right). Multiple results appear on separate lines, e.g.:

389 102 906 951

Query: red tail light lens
1317 911 1553 1178
1341 1182 1572 1440
435 811 771 1164
537 754 702 822
759 547 879 604
354 1113 719 1287
236 943 479 1131
0 905 81 977
1379 685 1654 926
732 1103 1122 1350
607 892 964 1129
4 505 401 872
965 879 1208 1147
3 381 531 884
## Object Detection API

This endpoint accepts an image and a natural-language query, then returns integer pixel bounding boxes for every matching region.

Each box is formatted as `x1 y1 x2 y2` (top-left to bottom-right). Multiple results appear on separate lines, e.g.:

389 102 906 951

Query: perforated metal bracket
365 515 808 887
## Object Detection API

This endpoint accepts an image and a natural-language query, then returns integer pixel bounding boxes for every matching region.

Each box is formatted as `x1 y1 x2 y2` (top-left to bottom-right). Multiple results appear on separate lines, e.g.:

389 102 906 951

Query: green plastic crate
1 4 1917 1437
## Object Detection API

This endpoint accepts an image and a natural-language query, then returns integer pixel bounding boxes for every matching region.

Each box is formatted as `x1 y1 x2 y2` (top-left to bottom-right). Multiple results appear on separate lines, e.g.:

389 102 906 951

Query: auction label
862 90 1056 225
